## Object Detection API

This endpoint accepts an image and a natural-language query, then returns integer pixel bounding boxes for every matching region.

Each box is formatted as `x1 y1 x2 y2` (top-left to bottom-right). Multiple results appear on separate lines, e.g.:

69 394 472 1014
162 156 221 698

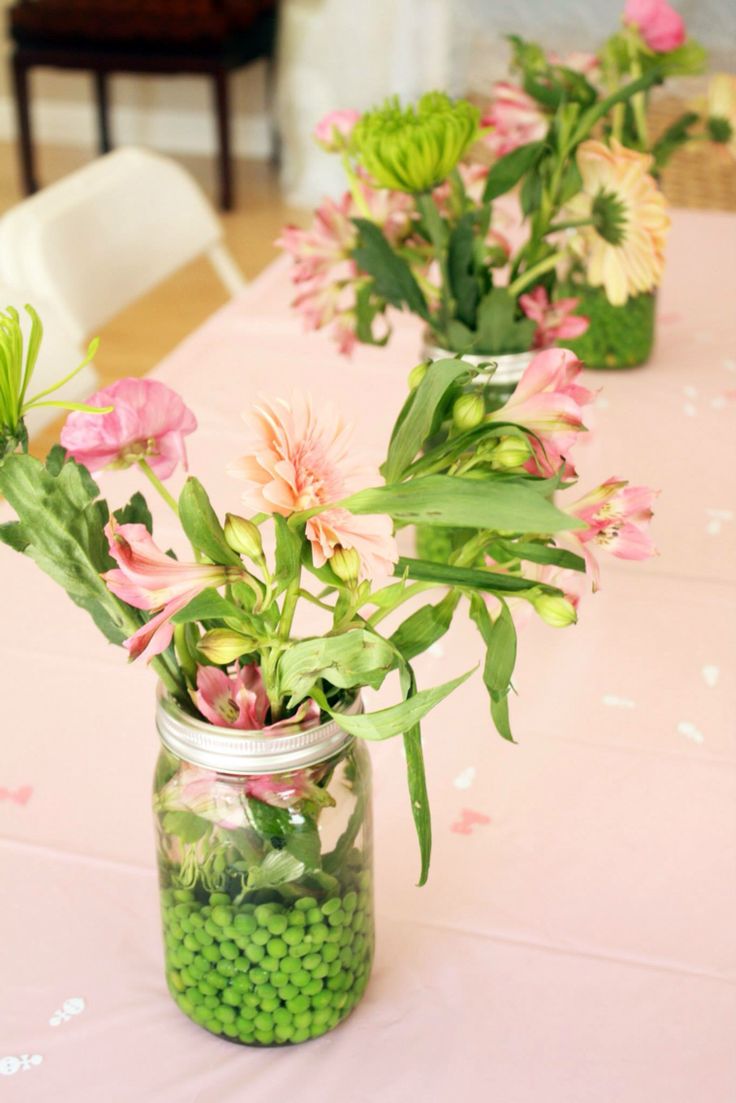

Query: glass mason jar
153 689 373 1046
564 287 656 369
415 344 534 563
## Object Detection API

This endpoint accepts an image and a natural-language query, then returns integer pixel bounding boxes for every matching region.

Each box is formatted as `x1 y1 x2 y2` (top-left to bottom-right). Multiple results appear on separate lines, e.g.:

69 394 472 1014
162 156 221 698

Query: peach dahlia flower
568 140 670 306
228 393 398 582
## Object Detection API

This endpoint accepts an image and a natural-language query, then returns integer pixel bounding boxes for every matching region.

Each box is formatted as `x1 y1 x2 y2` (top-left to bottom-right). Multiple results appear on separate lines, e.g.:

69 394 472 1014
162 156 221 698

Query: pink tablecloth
1 209 735 1102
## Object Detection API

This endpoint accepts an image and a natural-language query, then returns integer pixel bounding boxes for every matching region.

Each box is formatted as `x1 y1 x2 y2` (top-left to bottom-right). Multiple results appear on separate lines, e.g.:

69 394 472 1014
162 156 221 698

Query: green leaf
399 662 432 885
113 490 153 534
162 810 211 844
352 219 430 321
395 555 564 595
494 539 586 572
475 288 536 355
447 213 480 328
179 477 241 566
245 799 293 843
0 451 134 644
278 629 397 705
354 282 391 346
170 588 247 626
650 111 699 171
327 666 474 741
469 594 517 742
273 514 302 594
247 849 306 890
389 592 459 662
482 140 545 202
382 358 471 483
654 41 707 78
340 475 584 533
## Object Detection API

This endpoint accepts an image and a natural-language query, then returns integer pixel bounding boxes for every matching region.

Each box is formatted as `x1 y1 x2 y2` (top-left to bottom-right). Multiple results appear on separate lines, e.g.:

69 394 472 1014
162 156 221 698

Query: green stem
342 154 372 218
545 217 595 234
137 459 179 515
278 575 301 640
507 251 565 297
416 192 452 329
628 47 649 149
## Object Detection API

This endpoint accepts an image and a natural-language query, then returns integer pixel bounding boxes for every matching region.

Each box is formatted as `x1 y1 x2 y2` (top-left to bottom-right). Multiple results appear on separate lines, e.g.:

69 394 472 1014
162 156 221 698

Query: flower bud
534 593 577 628
330 546 361 583
408 361 428 390
198 629 257 664
491 435 531 469
452 393 485 431
224 513 263 560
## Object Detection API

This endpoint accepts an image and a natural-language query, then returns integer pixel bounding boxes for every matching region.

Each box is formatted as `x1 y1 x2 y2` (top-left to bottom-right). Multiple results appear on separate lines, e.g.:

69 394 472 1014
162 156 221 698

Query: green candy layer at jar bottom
161 875 373 1046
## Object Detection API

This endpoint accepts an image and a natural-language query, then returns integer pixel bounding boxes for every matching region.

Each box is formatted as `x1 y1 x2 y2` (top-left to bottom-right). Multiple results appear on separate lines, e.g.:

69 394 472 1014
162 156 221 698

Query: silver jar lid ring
155 686 362 775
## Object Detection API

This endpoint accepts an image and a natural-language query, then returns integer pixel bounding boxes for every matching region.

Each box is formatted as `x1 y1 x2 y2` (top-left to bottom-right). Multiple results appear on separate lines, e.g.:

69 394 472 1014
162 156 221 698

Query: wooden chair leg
11 53 38 194
265 56 281 167
94 70 112 154
212 68 233 211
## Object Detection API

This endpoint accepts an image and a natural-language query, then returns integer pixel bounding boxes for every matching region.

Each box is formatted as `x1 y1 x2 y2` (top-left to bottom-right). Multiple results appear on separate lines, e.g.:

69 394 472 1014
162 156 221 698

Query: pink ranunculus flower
481 82 548 158
228 393 398 582
519 287 590 349
563 478 658 588
623 0 686 52
102 520 231 661
489 348 595 477
193 663 320 733
61 377 197 479
313 108 361 151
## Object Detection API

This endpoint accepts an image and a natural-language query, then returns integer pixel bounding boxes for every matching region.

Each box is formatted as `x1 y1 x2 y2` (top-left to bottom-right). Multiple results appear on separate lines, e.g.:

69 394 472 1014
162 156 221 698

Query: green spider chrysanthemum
352 92 481 194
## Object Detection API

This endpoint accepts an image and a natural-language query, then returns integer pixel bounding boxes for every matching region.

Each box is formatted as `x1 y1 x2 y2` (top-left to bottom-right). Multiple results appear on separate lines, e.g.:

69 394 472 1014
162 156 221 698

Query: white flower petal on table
677 721 704 745
454 767 477 791
702 665 720 688
602 694 636 709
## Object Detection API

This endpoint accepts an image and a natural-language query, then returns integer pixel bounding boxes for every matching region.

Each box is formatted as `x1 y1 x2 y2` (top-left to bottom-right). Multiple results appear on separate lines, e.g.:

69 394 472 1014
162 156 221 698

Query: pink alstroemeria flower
520 287 590 349
623 0 686 52
102 520 231 662
313 108 361 151
481 83 548 158
564 478 658 588
193 663 320 733
228 393 398 582
489 348 595 477
61 377 197 478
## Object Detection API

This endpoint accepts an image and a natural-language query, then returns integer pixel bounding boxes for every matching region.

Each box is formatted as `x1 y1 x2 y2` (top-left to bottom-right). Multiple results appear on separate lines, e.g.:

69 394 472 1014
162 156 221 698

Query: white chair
0 284 98 435
0 147 247 345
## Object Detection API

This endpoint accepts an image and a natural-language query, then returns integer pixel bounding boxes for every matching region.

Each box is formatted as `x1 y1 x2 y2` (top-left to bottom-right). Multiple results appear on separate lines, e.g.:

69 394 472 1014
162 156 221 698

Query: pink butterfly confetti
451 808 491 835
0 786 33 805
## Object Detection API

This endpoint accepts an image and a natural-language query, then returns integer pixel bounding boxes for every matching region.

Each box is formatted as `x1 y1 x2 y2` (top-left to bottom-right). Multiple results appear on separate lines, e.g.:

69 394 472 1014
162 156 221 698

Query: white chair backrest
0 284 98 435
0 148 245 344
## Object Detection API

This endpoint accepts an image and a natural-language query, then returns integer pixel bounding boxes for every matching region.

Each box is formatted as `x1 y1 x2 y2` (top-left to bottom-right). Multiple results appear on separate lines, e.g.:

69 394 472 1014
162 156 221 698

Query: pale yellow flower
568 140 670 306
706 74 736 159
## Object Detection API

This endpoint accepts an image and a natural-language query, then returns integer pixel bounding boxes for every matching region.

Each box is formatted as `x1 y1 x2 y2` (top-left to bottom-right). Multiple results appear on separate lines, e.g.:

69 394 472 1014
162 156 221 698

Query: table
1 209 734 1102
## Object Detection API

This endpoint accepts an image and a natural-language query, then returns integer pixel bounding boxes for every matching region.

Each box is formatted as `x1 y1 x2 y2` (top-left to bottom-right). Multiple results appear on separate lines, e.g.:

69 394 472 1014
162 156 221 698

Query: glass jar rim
155 686 362 775
422 339 533 386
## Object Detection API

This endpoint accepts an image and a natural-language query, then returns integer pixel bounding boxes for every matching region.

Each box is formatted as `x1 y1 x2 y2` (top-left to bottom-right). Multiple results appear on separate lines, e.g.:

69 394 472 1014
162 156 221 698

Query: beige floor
0 143 307 455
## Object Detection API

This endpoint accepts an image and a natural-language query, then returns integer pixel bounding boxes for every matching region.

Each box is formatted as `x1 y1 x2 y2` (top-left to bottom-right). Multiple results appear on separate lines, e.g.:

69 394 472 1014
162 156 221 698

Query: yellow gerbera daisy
568 140 670 306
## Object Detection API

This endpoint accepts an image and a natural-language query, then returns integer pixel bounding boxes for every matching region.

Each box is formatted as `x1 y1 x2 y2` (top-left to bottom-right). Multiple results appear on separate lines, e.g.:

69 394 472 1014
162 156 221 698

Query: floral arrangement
0 306 656 887
279 0 733 368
